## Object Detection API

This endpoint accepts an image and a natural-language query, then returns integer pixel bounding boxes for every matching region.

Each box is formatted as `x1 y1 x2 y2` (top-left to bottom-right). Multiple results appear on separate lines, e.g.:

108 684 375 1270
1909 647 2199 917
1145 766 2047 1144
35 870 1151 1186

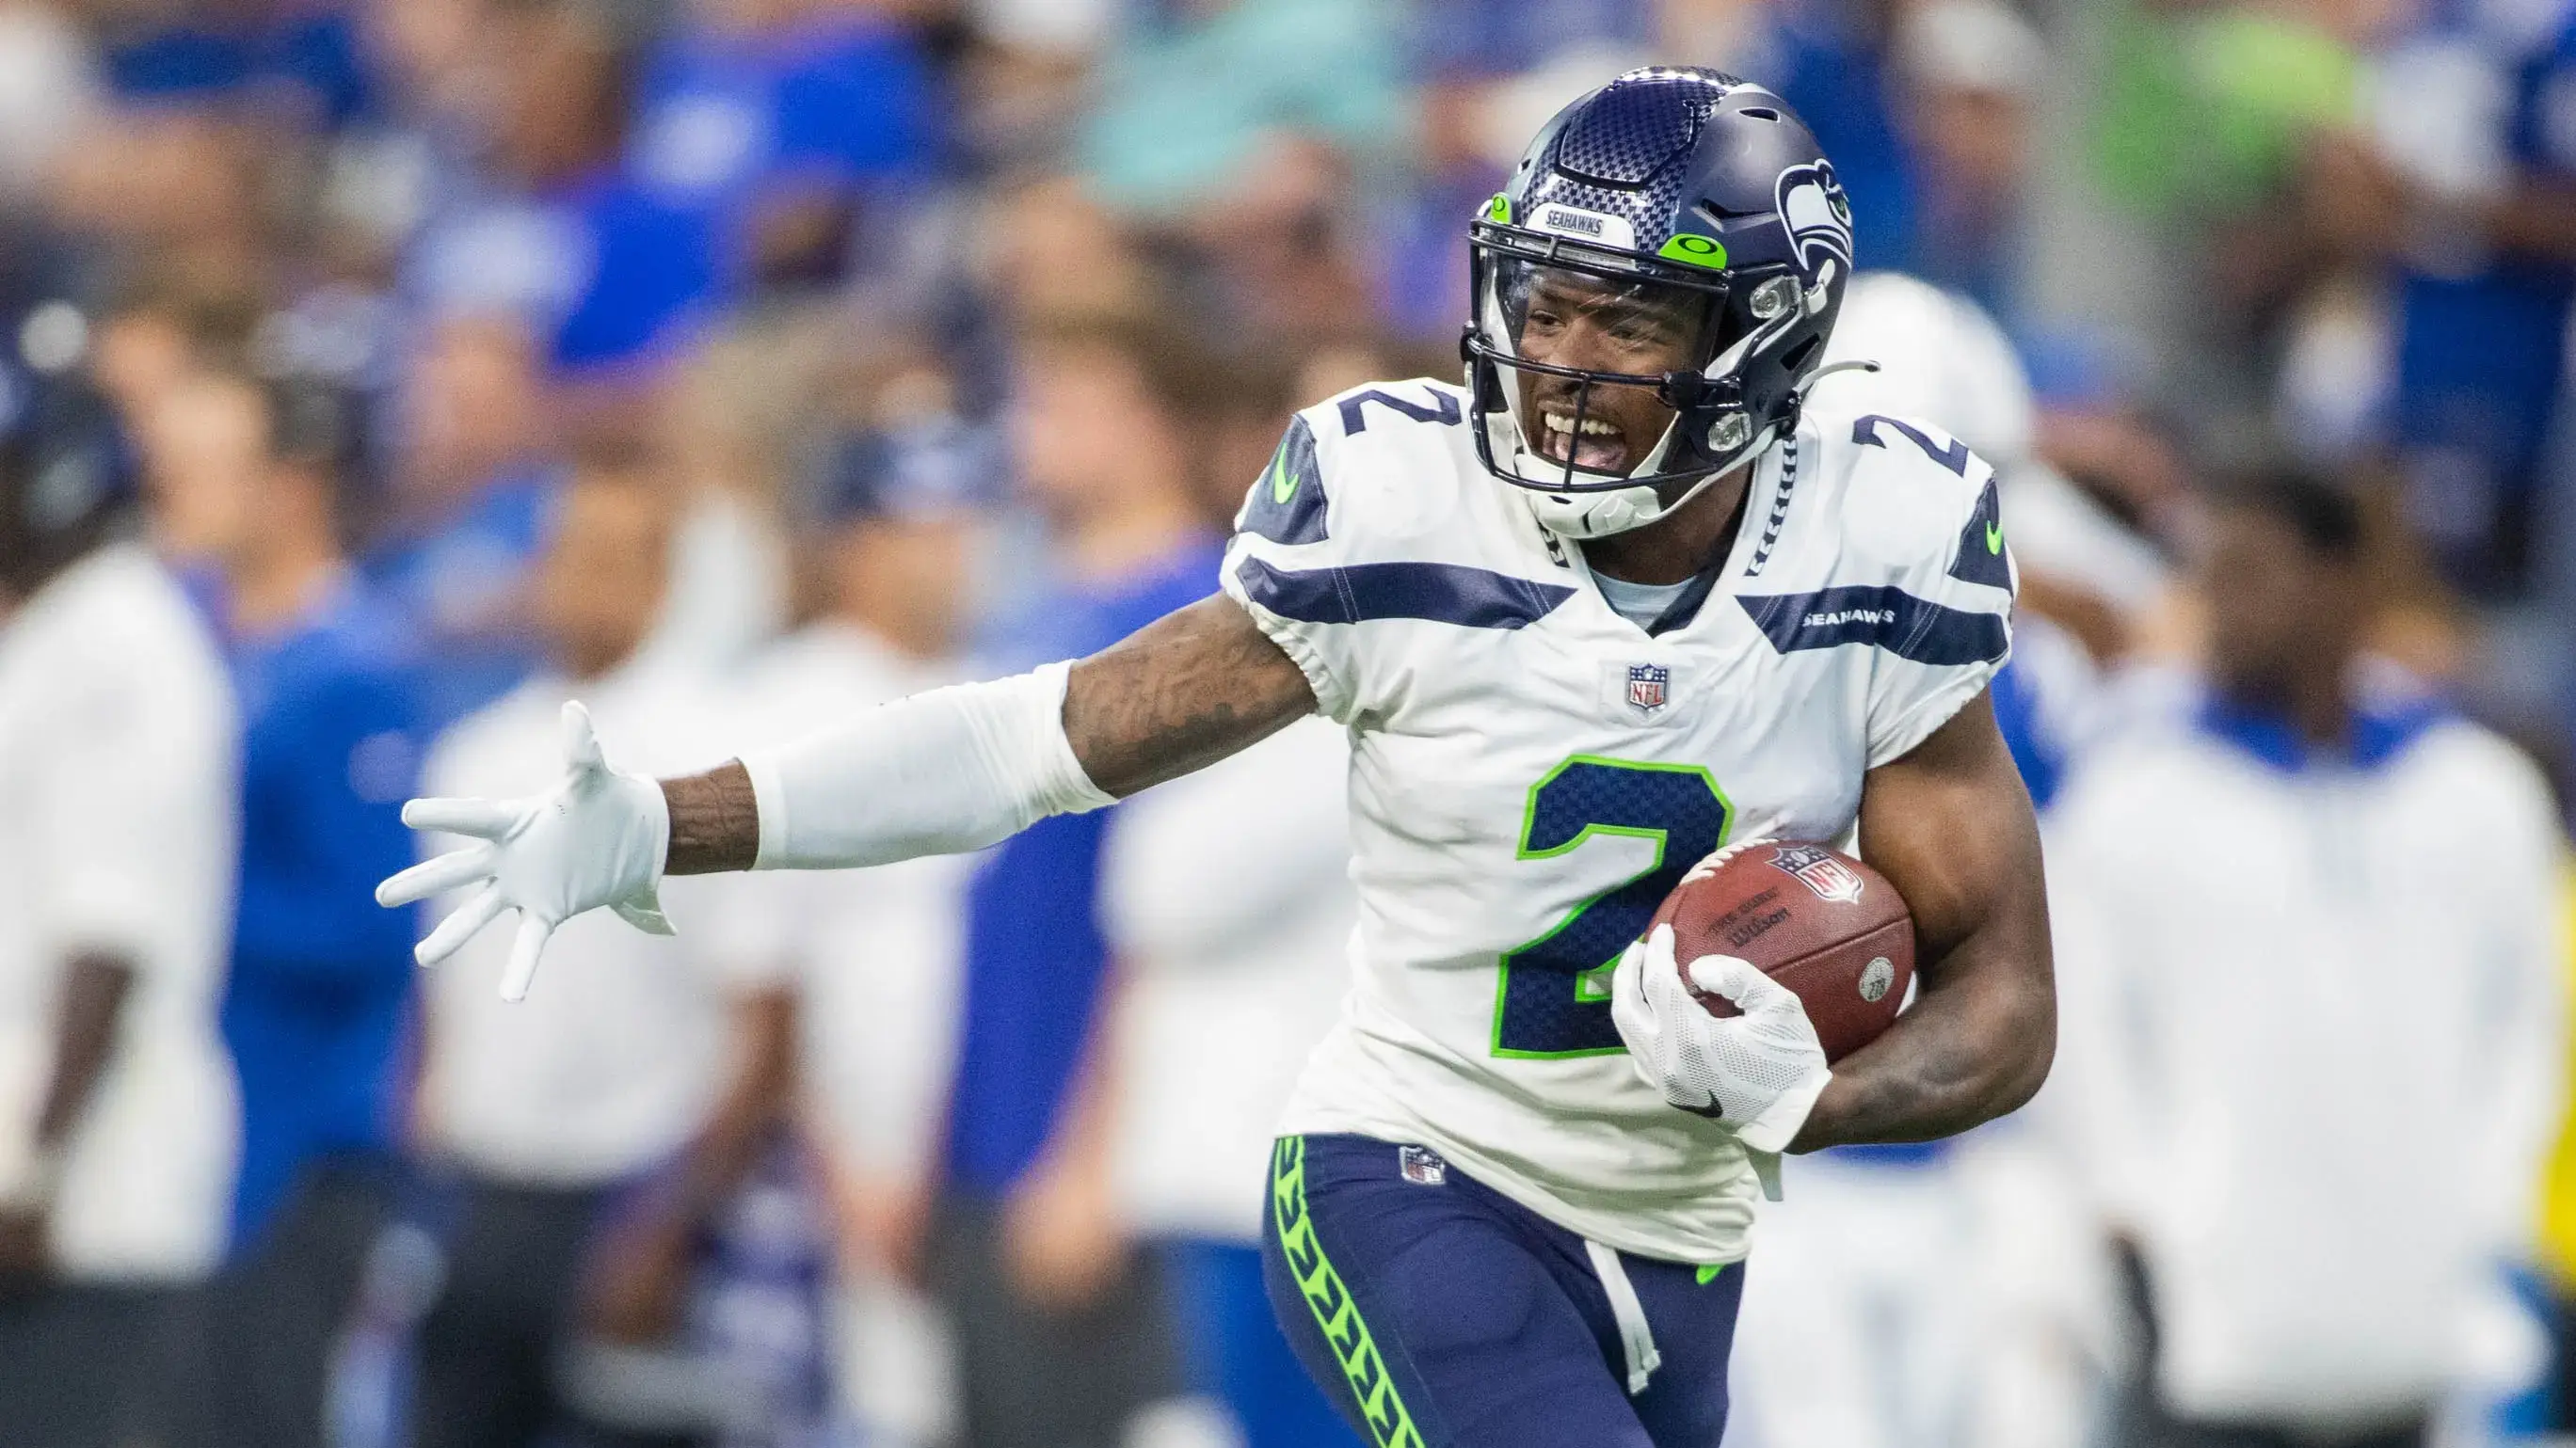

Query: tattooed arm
664 764 763 874
663 597 1316 875
1789 692 2056 1150
1059 595 1316 795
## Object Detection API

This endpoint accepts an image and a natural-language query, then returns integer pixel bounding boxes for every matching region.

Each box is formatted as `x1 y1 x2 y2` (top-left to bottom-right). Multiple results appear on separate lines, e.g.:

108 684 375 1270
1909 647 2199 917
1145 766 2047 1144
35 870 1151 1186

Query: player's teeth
1542 414 1619 437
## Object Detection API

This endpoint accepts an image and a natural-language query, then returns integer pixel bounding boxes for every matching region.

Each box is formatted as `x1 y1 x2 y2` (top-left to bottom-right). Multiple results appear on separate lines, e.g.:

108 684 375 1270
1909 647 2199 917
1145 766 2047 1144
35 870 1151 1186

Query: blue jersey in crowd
363 465 557 731
1989 652 2070 810
101 6 373 125
1764 9 1916 285
942 535 1224 1198
1408 0 1652 79
2389 0 2576 507
629 11 941 274
638 12 943 189
217 577 425 1250
405 170 723 380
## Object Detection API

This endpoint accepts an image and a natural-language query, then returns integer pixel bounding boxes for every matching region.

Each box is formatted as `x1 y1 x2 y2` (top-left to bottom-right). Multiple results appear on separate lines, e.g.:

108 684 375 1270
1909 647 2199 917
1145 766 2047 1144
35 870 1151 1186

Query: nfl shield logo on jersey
1399 1145 1448 1186
1769 844 1866 905
1625 663 1670 717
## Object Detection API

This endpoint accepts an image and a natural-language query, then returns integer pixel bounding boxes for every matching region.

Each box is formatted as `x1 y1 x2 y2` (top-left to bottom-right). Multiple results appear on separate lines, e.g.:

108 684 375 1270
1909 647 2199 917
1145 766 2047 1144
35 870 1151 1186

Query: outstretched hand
376 701 674 1001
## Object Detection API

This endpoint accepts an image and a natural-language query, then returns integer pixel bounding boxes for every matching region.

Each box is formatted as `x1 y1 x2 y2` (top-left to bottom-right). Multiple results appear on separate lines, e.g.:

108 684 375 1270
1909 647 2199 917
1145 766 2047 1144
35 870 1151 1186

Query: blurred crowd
0 0 2573 1447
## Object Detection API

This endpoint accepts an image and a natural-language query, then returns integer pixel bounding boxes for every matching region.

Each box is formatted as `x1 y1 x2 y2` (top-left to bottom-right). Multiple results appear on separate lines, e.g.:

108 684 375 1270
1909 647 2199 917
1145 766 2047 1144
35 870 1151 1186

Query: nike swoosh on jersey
1239 416 1329 546
1947 478 2012 589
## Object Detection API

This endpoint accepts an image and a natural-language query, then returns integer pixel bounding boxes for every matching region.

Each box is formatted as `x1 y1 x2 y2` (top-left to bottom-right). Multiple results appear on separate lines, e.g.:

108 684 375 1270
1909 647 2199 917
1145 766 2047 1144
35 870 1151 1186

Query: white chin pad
1527 484 1668 539
1484 409 1672 539
1508 427 1777 541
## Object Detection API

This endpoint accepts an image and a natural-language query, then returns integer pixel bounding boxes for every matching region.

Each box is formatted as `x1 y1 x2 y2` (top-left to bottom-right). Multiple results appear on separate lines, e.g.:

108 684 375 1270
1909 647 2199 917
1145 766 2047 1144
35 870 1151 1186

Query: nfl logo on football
1625 663 1670 717
1770 844 1866 905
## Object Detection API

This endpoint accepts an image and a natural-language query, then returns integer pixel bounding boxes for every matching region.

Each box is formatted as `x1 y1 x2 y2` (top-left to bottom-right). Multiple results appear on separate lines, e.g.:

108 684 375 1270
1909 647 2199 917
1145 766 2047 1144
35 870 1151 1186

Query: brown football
1645 841 1914 1063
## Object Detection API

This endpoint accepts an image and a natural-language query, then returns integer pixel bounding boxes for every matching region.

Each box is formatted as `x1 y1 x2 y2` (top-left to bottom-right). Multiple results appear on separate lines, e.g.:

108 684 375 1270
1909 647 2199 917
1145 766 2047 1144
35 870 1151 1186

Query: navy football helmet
1464 67 1855 538
0 352 132 597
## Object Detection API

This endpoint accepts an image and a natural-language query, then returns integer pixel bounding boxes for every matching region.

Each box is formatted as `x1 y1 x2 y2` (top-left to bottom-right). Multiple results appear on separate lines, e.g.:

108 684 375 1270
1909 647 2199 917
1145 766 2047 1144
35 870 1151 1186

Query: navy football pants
1260 1134 1745 1448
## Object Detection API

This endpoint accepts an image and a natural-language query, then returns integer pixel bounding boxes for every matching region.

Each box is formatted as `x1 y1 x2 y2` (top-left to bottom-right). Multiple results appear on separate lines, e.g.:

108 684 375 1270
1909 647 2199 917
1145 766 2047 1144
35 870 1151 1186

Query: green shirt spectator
1078 0 1412 217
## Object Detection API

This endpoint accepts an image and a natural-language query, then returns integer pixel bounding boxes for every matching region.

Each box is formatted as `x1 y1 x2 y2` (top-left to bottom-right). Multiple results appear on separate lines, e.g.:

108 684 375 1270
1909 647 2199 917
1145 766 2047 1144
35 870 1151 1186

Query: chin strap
1653 359 1874 501
1795 358 1880 399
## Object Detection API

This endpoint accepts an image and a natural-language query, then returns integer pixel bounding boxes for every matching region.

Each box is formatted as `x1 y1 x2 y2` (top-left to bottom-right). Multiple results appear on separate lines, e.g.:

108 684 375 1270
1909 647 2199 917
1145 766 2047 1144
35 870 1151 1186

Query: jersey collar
2195 688 2451 775
1574 432 1791 640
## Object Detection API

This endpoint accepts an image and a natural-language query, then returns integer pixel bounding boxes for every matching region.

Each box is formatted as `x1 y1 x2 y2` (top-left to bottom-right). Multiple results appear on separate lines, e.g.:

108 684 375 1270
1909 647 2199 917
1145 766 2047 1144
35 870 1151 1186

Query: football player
378 68 2054 1447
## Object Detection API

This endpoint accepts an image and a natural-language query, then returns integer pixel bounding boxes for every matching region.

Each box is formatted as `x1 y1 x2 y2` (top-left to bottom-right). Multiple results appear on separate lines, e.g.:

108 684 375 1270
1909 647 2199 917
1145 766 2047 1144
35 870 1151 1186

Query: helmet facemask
1465 230 1816 539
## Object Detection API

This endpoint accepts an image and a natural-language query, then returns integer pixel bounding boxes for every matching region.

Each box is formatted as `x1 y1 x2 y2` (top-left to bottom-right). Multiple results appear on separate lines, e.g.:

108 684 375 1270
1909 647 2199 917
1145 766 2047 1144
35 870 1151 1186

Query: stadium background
0 0 2573 1445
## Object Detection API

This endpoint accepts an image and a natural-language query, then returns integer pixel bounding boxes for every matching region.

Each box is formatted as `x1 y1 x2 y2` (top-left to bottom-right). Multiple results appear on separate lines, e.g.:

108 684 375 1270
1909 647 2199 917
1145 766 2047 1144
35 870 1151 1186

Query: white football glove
1610 923 1831 1154
375 701 673 1001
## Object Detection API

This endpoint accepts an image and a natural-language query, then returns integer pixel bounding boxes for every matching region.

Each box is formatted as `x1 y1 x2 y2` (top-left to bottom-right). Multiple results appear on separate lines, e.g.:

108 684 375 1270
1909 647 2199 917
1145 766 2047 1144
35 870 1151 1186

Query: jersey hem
1224 586 1352 722
1276 1103 1754 1266
1867 661 2003 771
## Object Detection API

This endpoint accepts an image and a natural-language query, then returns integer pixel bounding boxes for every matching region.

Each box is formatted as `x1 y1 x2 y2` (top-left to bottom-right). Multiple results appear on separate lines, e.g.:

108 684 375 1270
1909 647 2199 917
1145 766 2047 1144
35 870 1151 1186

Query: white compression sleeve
737 661 1116 870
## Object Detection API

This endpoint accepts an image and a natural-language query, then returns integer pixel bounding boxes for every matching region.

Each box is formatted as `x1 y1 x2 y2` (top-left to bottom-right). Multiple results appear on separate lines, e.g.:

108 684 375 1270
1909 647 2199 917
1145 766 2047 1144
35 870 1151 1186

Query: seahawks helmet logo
1773 161 1854 281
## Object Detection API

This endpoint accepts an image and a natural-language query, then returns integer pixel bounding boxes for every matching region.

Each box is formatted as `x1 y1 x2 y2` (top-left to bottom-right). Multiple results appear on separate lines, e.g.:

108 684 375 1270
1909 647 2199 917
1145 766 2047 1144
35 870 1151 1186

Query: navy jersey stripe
1237 416 1330 546
1237 556 1574 629
1736 585 2008 665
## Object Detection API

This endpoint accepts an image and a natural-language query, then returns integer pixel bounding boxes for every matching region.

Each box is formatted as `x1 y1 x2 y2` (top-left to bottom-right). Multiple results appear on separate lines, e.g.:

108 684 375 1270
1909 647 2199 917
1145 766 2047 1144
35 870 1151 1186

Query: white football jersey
1221 378 2016 1265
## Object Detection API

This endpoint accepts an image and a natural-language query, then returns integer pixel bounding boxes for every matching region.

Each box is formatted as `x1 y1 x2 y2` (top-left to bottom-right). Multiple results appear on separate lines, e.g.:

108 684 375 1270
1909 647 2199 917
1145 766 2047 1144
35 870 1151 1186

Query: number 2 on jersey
1493 756 1734 1058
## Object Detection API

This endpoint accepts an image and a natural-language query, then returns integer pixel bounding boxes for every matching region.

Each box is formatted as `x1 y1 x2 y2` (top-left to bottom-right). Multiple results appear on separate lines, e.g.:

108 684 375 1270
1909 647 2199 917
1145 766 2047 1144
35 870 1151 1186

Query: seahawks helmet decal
1774 161 1854 282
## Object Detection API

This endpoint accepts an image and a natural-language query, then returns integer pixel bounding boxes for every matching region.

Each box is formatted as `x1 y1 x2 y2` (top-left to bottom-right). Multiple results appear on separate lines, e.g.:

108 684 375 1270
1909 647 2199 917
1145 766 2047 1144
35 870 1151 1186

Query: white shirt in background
1105 715 1356 1243
417 662 781 1186
2043 692 2567 1427
0 541 239 1280
703 621 973 1448
0 3 100 202
637 488 789 676
705 621 969 1186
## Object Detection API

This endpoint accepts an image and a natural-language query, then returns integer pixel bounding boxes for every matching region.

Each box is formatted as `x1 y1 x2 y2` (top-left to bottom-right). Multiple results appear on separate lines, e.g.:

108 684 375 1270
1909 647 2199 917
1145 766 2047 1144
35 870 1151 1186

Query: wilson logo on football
1768 844 1865 904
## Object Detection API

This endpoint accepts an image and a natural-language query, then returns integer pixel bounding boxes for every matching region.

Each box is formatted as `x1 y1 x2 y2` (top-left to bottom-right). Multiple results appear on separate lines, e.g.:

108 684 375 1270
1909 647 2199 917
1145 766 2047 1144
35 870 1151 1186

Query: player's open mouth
1537 407 1630 473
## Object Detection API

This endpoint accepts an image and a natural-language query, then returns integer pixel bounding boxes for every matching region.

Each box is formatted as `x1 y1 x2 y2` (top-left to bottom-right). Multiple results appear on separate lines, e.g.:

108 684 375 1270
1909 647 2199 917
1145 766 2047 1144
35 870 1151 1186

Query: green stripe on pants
1272 1137 1427 1448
